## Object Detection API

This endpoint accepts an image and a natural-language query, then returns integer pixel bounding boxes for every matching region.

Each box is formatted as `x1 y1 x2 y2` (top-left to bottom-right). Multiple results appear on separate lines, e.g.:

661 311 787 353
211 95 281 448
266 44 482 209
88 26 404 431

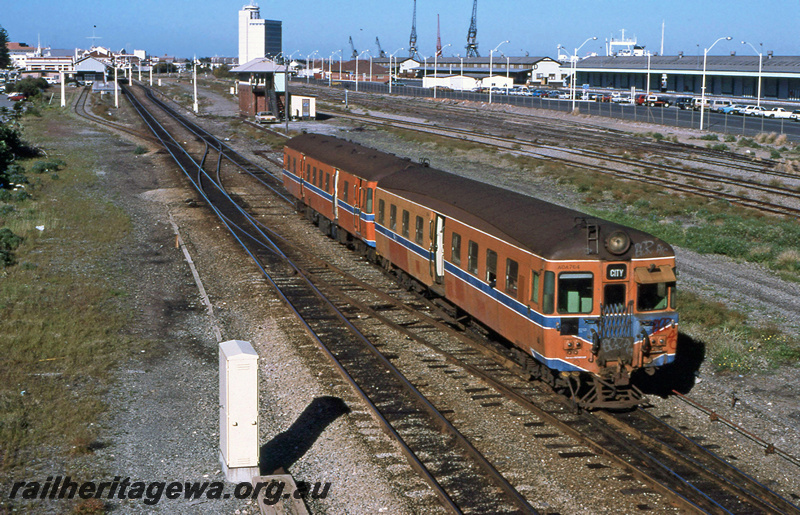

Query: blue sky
2 1 798 59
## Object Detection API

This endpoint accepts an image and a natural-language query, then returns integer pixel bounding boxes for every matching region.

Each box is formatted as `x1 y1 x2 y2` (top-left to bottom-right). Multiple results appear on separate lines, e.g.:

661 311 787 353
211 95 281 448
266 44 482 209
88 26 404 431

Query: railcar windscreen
604 284 626 307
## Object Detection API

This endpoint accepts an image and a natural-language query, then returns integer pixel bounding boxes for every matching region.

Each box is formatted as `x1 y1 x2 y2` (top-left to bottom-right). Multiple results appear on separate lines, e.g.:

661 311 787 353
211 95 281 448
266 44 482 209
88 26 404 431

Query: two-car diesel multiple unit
283 133 679 409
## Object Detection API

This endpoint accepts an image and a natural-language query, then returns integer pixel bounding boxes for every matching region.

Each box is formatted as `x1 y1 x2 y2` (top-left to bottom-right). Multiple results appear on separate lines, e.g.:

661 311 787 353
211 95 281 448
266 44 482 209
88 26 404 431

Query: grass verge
0 106 134 474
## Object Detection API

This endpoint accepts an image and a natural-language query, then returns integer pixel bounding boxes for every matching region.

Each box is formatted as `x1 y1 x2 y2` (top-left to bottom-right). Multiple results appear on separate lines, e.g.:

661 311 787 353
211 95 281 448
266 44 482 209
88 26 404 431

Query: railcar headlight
606 230 631 255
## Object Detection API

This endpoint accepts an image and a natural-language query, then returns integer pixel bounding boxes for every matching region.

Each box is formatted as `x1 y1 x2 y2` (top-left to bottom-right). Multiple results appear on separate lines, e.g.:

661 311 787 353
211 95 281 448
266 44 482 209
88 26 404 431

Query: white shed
478 74 514 90
289 94 316 120
422 74 453 90
449 75 480 91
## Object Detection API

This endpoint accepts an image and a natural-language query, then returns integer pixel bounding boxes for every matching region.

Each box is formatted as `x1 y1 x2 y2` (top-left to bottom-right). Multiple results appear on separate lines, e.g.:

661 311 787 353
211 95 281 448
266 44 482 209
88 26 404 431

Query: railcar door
431 214 445 283
333 169 340 222
300 156 306 201
354 183 362 237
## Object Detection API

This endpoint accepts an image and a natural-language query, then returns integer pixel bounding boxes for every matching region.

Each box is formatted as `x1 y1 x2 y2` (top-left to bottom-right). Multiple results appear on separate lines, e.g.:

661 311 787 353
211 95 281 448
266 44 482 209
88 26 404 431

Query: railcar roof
379 166 674 261
286 133 412 181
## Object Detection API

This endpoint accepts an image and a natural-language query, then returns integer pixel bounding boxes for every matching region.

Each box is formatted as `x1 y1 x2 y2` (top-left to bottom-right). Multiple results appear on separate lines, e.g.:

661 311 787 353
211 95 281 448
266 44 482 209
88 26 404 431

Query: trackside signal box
219 340 259 482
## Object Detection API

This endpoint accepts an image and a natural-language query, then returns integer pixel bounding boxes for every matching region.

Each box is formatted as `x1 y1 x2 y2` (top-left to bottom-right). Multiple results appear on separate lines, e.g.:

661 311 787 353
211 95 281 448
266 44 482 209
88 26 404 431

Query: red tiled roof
6 42 34 51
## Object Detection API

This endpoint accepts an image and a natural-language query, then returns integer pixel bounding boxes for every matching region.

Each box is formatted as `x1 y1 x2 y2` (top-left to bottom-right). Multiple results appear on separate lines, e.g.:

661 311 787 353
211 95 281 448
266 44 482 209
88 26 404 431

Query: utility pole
436 15 442 57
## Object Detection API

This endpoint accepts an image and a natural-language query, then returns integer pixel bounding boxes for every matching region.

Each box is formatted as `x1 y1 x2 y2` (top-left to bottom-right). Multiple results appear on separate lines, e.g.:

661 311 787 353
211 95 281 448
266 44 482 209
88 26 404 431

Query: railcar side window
292 157 296 173
486 250 497 286
542 271 555 314
312 167 317 185
451 233 462 265
306 164 311 180
377 199 385 225
505 259 518 297
318 170 323 188
401 210 410 238
467 241 479 276
638 282 675 311
415 216 424 244
343 181 349 203
325 173 330 192
389 204 397 231
557 273 593 314
530 272 540 305
366 189 373 213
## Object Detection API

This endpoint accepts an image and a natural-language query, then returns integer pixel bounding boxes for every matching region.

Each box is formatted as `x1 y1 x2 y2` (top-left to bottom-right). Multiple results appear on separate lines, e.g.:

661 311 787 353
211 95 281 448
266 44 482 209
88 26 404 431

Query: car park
763 107 793 119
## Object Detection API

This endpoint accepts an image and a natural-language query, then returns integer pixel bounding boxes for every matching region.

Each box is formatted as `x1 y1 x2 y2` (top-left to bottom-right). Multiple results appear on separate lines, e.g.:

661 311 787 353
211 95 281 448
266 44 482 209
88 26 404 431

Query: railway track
100 82 799 513
71 85 159 145
318 109 800 218
122 83 539 514
299 82 790 177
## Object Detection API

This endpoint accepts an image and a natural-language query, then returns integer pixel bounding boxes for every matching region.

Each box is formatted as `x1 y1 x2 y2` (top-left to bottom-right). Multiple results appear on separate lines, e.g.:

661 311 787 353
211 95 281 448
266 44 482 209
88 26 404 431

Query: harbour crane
408 0 418 58
348 36 358 59
465 0 479 57
375 37 387 58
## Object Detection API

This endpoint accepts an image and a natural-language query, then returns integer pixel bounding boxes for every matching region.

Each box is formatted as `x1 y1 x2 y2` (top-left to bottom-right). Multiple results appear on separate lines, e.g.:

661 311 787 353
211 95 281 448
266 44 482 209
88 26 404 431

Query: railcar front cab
541 229 678 408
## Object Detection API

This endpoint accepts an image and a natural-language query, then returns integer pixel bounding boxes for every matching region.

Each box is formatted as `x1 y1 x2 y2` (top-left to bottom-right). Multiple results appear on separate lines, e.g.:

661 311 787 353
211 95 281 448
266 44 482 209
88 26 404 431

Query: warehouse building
574 54 800 101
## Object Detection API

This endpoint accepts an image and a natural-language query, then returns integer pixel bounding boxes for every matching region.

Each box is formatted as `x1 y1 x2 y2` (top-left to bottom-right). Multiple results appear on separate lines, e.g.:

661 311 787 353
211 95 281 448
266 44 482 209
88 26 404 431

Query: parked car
254 111 278 124
721 104 747 114
710 100 732 112
635 94 670 107
692 98 711 110
763 107 793 119
557 91 570 99
791 110 800 121
675 97 694 110
610 92 626 103
742 105 767 117
6 92 24 101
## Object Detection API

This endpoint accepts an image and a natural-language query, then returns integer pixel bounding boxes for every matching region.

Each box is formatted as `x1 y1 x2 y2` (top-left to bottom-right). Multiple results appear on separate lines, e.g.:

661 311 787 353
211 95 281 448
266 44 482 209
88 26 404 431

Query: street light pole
434 43 451 98
646 52 651 96
742 41 763 107
488 40 509 104
388 47 404 94
570 36 597 113
306 50 318 84
329 50 341 86
114 63 119 108
355 49 370 92
192 57 198 113
700 36 732 130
